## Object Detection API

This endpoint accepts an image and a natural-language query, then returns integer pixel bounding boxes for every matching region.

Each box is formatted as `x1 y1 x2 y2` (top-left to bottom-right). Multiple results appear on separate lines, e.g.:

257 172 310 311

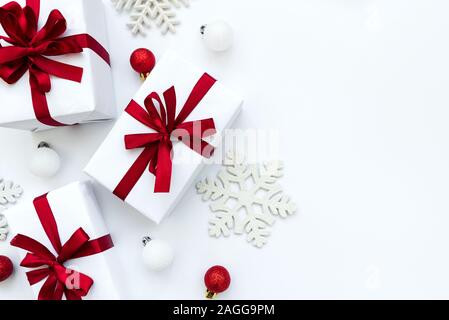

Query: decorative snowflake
111 0 190 35
0 215 8 242
196 153 297 248
0 178 23 241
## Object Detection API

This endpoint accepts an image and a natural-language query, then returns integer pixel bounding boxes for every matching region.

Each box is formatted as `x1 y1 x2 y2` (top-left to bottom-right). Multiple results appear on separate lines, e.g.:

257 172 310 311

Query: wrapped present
0 0 115 131
4 181 121 300
85 51 243 224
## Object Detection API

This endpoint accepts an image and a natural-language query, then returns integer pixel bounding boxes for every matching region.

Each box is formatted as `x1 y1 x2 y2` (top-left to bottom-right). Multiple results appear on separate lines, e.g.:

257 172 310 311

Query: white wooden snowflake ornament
111 0 190 35
0 215 8 242
196 153 297 248
0 178 23 241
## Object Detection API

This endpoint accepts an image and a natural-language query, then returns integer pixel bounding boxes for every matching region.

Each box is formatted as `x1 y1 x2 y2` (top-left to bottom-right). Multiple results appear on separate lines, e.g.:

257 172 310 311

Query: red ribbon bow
0 0 110 127
113 73 217 198
10 194 114 300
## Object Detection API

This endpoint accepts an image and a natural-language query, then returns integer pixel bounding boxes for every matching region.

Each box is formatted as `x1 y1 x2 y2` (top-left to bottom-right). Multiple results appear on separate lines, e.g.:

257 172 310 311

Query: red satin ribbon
10 194 114 300
0 0 110 127
113 73 217 198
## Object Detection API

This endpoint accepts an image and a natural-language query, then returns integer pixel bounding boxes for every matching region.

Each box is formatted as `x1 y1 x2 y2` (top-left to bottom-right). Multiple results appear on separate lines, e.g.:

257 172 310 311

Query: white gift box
85 51 243 224
0 0 115 131
4 181 121 300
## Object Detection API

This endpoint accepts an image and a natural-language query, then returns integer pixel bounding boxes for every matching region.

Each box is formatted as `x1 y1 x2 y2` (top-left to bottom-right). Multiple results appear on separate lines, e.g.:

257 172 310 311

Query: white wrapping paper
4 181 121 300
0 0 115 131
85 51 243 224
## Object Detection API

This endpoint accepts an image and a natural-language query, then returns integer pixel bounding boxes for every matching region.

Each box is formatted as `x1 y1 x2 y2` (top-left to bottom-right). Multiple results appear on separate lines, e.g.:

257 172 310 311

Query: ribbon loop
0 0 110 127
31 9 66 44
10 193 114 300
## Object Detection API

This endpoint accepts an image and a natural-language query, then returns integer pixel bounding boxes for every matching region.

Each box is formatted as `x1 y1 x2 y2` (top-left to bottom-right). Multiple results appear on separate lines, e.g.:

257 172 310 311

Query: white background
1 0 449 299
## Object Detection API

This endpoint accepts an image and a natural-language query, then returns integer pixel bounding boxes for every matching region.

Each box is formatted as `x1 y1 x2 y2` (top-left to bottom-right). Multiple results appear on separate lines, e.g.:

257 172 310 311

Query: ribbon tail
32 55 83 83
37 274 60 300
175 119 216 158
0 59 29 84
125 133 162 150
53 280 65 301
53 264 93 298
21 253 52 268
182 138 216 159
113 146 158 200
176 119 216 139
0 46 29 64
62 34 110 65
154 141 173 193
10 234 56 262
71 234 114 259
26 268 51 286
175 73 217 126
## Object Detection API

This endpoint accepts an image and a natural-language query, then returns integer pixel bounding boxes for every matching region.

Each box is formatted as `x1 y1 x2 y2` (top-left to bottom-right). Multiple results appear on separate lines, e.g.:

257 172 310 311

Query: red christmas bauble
130 48 156 75
204 265 231 297
0 255 13 282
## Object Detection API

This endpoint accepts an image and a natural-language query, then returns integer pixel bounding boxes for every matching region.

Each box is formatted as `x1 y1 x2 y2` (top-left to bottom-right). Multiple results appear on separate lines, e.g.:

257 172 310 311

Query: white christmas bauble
202 20 234 52
142 239 174 271
30 144 61 178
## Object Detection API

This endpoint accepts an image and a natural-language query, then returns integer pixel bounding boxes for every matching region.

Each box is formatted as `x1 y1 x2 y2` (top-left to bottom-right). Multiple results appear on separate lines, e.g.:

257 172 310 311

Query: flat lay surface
1 0 449 299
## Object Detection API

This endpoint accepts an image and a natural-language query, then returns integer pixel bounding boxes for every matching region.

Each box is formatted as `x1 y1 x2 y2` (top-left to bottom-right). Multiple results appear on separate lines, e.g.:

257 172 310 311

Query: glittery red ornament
204 265 231 299
130 48 156 80
0 255 13 282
